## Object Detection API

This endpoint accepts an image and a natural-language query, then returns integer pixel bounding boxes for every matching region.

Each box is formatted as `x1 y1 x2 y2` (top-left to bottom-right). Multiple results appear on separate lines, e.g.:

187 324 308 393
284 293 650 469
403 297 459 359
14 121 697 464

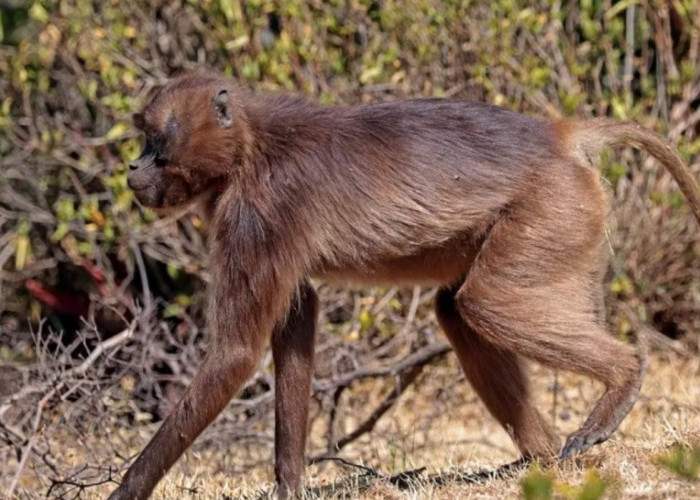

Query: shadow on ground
244 458 529 499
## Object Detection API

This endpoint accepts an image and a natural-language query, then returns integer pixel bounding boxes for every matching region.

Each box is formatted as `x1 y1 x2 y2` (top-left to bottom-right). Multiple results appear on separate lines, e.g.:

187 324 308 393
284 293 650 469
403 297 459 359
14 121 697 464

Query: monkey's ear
212 89 234 129
133 112 146 130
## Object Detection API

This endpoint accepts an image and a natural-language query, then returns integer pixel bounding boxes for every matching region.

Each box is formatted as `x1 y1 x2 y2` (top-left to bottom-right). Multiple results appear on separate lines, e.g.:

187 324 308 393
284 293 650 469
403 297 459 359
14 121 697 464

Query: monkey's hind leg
435 287 560 459
454 165 646 460
272 283 319 499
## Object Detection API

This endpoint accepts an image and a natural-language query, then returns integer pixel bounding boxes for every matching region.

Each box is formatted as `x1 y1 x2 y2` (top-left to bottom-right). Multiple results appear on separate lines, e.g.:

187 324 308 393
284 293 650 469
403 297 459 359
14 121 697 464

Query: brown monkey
110 72 700 500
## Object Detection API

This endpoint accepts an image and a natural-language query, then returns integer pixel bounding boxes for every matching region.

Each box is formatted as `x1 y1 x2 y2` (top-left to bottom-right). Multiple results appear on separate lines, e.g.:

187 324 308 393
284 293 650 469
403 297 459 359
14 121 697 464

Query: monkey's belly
316 244 478 287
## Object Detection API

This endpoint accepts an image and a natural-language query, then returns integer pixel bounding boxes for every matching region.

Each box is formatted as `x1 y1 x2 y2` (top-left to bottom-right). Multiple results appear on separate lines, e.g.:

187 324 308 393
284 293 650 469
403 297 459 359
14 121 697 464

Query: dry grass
9 351 698 499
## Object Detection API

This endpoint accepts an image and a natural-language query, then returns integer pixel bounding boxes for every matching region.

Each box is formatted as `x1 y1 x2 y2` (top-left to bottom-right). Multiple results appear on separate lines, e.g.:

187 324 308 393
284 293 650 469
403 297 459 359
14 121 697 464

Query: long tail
563 118 700 224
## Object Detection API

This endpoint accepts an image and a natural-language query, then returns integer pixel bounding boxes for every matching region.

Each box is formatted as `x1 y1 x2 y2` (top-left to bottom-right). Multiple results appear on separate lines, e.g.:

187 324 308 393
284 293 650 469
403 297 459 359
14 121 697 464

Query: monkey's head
128 73 246 209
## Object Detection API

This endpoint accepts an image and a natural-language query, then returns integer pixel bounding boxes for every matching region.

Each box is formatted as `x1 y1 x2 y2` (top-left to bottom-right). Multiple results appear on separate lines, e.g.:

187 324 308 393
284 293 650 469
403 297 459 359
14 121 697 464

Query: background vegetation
0 0 698 498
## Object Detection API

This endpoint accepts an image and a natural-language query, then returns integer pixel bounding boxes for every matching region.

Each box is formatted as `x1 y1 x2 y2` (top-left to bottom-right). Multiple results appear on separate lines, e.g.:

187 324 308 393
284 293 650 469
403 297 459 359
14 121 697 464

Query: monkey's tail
565 118 700 225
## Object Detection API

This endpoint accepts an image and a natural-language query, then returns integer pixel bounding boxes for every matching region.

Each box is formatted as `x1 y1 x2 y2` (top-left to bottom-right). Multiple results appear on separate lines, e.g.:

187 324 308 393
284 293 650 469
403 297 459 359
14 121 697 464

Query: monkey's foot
558 424 613 459
560 354 647 460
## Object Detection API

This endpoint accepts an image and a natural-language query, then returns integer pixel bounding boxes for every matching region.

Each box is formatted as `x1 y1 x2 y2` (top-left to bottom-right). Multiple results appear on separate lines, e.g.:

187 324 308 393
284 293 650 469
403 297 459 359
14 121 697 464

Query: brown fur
110 72 700 500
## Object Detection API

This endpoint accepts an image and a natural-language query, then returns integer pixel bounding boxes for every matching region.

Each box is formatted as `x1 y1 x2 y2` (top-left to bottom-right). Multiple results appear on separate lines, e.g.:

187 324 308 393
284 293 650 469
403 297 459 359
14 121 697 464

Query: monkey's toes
558 427 610 460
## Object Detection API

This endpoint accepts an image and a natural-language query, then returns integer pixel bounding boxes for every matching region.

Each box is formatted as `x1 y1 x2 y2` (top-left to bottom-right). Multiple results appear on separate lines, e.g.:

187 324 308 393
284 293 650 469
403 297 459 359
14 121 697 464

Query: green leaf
655 445 700 479
105 123 129 141
359 310 374 333
219 0 234 22
29 2 49 24
521 467 554 500
575 469 609 500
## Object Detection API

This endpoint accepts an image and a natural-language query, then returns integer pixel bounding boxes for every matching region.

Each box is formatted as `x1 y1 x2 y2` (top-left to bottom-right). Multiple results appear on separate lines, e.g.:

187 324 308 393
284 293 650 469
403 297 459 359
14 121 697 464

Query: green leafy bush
1 0 698 364
522 466 614 500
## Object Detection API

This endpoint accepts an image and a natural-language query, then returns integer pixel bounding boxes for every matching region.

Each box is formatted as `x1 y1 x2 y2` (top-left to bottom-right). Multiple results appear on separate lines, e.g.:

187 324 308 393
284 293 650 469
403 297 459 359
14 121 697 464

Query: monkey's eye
154 155 168 168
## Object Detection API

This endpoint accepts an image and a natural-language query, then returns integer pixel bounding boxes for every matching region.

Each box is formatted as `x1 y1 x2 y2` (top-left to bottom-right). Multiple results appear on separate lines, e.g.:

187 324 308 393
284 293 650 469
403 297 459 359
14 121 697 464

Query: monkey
109 72 700 500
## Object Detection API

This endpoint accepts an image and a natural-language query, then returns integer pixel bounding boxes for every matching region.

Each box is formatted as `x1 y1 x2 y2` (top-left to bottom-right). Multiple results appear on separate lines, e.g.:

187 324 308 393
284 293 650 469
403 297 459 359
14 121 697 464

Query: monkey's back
290 99 566 284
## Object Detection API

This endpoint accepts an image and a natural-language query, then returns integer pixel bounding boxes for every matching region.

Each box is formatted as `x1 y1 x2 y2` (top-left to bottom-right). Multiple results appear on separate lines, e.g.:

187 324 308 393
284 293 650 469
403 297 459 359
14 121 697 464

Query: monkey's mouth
130 184 164 208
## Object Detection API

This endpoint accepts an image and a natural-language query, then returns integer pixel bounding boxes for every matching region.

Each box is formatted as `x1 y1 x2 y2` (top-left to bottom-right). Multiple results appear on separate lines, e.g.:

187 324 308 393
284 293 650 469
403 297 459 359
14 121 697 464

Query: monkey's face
127 120 172 208
128 74 240 209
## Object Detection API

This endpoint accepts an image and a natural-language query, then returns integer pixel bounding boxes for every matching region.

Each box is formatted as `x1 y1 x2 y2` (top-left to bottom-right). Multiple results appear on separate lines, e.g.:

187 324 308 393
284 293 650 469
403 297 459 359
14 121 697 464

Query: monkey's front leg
272 283 319 499
108 335 267 499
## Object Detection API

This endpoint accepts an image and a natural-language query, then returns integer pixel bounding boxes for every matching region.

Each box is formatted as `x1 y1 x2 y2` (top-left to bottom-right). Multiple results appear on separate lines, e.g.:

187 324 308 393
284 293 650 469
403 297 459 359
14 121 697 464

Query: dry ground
6 352 700 499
